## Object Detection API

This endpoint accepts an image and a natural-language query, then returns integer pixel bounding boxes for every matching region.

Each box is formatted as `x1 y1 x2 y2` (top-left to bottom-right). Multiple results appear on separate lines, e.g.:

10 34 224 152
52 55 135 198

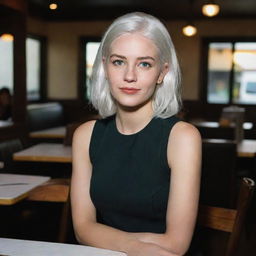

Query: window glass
0 38 13 93
85 42 100 99
232 42 256 104
207 43 232 104
26 37 41 101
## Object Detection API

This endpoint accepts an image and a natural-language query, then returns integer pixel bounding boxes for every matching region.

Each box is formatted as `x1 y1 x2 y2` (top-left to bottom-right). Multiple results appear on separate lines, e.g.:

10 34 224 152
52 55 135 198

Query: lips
120 87 141 95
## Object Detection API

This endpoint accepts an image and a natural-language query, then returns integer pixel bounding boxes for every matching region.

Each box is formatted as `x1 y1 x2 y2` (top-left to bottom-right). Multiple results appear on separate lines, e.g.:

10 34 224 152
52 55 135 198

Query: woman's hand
126 240 179 256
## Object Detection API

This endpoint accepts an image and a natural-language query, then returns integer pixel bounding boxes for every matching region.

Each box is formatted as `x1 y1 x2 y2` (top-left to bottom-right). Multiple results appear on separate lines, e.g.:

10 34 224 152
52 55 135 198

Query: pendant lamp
202 1 220 17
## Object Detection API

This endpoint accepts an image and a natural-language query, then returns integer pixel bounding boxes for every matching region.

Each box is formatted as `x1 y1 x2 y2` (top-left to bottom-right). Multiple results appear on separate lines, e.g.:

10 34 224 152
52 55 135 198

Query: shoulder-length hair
89 12 181 118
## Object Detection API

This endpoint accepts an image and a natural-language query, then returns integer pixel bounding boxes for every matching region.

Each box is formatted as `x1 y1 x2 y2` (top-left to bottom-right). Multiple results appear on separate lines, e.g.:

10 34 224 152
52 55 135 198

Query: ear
157 63 169 84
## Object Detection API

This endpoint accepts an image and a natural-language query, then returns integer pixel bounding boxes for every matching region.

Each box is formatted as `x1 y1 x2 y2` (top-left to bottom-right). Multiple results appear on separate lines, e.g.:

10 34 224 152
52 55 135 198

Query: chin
117 99 152 112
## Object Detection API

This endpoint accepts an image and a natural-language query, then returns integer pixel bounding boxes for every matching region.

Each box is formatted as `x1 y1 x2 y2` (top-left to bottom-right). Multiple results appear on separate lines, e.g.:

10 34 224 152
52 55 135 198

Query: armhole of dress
89 120 100 164
161 116 181 171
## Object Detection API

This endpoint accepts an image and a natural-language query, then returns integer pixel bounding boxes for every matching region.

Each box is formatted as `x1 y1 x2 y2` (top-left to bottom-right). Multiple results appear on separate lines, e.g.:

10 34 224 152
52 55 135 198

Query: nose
124 65 137 83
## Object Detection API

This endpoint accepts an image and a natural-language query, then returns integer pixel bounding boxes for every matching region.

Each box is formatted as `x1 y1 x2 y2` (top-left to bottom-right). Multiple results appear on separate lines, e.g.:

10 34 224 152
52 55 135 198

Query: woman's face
104 33 168 110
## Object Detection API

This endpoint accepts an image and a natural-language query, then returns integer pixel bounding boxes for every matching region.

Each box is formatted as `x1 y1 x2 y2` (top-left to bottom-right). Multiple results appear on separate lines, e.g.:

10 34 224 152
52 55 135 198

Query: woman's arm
71 121 177 256
133 121 202 255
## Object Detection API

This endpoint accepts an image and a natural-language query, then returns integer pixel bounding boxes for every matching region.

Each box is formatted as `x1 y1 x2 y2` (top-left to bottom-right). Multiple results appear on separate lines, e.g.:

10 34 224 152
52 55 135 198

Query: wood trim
29 133 65 139
0 0 27 13
13 155 72 163
0 192 28 205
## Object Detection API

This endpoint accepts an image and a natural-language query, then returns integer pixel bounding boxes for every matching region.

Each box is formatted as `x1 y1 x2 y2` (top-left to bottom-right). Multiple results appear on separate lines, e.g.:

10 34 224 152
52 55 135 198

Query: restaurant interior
0 0 256 255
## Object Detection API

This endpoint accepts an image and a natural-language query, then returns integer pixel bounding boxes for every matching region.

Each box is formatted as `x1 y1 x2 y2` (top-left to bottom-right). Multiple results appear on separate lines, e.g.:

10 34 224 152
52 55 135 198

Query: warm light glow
0 33 14 42
49 3 58 10
202 4 220 17
182 25 197 37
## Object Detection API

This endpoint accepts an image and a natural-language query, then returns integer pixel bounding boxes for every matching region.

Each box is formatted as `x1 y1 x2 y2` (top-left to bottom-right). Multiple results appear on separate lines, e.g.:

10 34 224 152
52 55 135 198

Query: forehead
109 33 158 57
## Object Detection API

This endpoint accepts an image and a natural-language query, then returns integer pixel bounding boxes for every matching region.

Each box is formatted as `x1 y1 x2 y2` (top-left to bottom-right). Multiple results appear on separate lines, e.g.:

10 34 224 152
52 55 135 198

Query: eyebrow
110 54 156 61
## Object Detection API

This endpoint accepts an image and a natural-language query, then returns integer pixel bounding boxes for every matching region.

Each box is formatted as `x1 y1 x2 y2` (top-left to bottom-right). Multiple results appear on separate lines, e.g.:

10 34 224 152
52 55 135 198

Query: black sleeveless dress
89 115 180 233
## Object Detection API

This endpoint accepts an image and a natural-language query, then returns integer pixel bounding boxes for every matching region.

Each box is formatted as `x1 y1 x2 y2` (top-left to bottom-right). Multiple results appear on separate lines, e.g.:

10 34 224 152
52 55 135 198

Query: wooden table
13 143 72 163
237 139 256 158
0 238 125 256
0 174 50 205
29 126 66 139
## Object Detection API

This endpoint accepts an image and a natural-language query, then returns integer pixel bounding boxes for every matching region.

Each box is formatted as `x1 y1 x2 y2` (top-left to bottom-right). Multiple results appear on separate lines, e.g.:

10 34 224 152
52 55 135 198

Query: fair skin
71 33 201 256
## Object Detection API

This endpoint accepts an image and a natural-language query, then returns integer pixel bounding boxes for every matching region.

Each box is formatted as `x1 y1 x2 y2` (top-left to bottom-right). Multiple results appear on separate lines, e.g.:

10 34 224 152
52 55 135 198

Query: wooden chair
26 178 71 242
198 177 255 256
201 140 237 208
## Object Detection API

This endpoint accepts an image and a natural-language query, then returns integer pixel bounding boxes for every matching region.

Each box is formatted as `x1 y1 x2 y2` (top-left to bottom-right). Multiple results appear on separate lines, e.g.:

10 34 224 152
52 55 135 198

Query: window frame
201 37 256 106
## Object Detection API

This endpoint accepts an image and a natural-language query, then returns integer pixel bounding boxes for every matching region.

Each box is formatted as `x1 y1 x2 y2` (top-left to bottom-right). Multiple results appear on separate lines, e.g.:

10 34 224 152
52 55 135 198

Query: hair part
89 12 182 118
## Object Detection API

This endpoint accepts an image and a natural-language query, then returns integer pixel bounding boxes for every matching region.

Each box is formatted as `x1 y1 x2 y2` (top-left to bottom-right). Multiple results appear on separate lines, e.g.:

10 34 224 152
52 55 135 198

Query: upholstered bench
27 102 65 132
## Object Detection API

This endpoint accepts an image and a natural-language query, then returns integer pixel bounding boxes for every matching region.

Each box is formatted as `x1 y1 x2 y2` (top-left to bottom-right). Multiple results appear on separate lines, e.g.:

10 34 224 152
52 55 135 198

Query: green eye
113 60 124 66
139 62 151 68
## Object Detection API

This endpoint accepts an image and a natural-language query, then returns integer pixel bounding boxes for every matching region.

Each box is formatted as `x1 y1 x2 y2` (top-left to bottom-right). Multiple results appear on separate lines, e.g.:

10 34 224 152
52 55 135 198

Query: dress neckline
113 116 155 137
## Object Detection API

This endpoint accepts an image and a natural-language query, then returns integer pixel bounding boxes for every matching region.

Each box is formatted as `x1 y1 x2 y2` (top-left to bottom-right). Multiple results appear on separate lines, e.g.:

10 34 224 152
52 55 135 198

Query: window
1 34 46 103
0 36 14 94
26 36 45 101
204 39 256 105
80 38 100 101
26 37 41 101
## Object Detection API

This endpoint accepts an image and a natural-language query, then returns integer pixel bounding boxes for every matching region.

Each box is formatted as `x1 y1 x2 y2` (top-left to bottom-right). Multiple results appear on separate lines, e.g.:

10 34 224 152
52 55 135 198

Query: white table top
0 174 50 205
29 126 66 139
0 238 126 256
0 120 13 128
191 120 253 130
13 143 72 163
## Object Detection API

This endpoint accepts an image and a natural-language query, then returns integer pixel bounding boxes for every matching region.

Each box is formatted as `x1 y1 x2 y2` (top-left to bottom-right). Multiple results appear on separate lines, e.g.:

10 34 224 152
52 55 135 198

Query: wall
27 17 256 101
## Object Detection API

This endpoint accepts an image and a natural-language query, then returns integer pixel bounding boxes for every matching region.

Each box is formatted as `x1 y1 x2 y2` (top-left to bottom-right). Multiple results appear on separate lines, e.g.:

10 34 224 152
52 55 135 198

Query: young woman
71 12 201 256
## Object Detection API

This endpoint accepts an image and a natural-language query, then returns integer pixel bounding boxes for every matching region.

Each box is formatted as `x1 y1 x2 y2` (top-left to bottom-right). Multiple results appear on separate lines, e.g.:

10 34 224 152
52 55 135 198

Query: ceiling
27 0 256 21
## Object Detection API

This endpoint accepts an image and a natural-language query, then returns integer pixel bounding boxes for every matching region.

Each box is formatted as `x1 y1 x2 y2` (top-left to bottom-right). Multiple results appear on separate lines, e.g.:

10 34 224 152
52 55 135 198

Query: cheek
141 72 159 87
108 75 120 88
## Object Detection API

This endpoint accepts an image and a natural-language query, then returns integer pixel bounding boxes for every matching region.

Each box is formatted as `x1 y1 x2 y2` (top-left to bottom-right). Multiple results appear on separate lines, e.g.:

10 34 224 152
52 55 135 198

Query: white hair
89 12 181 118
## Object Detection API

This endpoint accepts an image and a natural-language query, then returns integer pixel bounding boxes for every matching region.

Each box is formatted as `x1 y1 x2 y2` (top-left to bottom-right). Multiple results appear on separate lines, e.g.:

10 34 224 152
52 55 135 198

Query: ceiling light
49 3 58 10
0 33 14 42
182 24 197 37
202 2 220 17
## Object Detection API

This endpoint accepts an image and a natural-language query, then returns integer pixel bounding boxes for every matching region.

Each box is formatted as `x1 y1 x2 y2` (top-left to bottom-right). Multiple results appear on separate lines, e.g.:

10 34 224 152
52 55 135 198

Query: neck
115 102 154 135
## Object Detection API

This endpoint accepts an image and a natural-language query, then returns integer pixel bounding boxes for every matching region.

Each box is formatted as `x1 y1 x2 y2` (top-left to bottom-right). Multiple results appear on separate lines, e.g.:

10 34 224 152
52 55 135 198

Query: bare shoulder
170 121 201 142
73 120 97 145
168 121 202 152
167 121 202 171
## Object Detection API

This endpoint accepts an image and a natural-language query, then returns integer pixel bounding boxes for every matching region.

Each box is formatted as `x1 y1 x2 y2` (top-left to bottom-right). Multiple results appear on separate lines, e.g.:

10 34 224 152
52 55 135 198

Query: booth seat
27 102 65 132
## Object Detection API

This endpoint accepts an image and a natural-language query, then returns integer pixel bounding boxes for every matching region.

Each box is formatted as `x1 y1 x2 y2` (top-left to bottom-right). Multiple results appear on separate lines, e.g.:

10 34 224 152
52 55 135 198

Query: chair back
198 177 255 256
197 126 234 140
201 140 237 208
27 178 71 242
27 178 70 202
